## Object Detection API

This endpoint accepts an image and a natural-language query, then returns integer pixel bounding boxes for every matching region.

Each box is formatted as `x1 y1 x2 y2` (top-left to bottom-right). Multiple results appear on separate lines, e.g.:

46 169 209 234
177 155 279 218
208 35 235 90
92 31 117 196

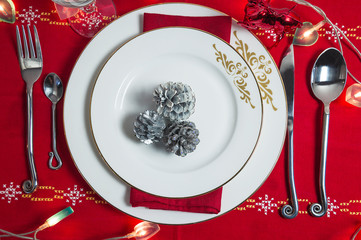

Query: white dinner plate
90 27 263 198
64 3 287 224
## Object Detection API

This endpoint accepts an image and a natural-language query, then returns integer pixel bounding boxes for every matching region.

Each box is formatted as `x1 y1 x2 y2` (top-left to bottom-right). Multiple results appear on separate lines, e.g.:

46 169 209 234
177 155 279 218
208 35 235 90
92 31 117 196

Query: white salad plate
64 3 287 224
90 27 263 198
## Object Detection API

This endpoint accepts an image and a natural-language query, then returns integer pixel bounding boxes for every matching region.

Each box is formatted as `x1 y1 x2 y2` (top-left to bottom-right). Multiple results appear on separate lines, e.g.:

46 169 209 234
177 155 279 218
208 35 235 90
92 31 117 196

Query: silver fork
16 25 43 194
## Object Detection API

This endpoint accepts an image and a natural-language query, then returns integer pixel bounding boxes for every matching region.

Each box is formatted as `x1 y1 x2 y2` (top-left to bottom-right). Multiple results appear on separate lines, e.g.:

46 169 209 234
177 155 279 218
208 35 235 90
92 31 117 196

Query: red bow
239 0 302 46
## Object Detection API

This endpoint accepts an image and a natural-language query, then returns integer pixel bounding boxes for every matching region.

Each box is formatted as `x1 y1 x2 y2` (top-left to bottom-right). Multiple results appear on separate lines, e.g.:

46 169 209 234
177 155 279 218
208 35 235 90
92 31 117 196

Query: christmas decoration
238 0 302 46
293 21 321 46
105 221 160 240
134 110 166 145
53 0 116 38
0 0 15 23
164 121 200 157
346 83 361 108
0 208 159 240
153 82 196 122
293 20 326 46
288 0 361 105
0 207 74 239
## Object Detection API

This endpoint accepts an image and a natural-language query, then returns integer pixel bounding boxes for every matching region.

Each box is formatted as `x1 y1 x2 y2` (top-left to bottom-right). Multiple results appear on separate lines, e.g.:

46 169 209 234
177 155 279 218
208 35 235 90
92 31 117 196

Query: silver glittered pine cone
164 121 200 157
153 82 196 122
133 110 166 145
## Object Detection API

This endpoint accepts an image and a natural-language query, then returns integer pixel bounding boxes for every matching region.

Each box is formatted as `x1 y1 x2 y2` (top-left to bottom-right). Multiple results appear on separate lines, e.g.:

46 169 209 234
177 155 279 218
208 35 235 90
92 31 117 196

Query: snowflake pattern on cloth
0 182 22 204
63 185 86 206
0 182 357 218
254 23 348 45
327 197 340 217
17 6 41 25
255 194 278 215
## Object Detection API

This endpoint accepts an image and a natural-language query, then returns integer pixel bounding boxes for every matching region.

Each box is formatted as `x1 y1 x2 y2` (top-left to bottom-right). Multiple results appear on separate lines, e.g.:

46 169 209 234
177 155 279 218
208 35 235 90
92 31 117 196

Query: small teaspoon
43 73 64 170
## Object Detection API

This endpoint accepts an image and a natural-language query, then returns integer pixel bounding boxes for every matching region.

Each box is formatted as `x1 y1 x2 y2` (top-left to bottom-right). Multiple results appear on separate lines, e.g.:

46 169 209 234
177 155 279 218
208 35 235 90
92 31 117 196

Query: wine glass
53 0 116 38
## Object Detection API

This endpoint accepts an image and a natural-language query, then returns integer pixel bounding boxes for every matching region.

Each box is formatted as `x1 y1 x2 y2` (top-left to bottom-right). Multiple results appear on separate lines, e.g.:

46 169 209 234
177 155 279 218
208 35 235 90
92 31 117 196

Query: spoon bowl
44 73 64 104
311 48 347 105
309 48 347 217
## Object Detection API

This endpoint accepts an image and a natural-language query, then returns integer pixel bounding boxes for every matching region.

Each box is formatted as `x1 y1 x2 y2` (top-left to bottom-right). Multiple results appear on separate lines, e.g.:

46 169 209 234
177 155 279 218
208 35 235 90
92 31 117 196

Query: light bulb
346 83 361 107
46 207 74 227
133 221 160 240
38 207 74 231
294 20 326 46
0 5 5 14
302 29 312 38
0 0 15 23
300 20 326 40
104 221 160 240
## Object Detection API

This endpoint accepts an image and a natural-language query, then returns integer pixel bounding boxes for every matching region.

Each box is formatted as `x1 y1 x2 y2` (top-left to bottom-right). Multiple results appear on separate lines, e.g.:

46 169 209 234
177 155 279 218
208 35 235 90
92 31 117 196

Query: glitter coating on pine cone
133 110 166 145
153 82 196 122
164 121 200 157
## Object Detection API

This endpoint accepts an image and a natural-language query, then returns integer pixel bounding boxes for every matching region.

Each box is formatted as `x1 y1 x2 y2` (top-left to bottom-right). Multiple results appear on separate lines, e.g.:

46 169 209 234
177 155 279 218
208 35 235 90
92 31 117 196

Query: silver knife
280 44 298 219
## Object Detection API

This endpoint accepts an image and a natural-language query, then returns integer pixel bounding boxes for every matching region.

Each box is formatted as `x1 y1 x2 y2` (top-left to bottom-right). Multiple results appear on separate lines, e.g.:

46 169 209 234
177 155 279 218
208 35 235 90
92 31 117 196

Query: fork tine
27 25 36 58
21 25 29 59
33 25 42 61
16 26 24 59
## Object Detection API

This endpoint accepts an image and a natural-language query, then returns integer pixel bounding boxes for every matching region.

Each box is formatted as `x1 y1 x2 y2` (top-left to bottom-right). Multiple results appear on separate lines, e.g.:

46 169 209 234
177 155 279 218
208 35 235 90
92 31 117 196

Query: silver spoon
43 73 64 170
309 48 347 217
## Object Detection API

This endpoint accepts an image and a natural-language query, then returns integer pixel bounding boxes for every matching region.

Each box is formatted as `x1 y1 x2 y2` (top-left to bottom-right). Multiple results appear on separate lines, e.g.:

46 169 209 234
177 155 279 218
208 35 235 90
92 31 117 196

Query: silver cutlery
43 73 64 170
309 48 347 217
16 25 43 193
280 44 299 219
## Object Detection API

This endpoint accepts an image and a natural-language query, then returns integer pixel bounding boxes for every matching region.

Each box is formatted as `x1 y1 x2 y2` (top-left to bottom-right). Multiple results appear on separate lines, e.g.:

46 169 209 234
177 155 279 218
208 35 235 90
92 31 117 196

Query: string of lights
0 207 160 240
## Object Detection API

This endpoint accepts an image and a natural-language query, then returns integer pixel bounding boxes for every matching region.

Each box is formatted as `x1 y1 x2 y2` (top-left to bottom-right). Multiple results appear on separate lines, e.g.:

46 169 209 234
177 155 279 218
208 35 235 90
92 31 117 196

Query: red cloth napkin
143 13 232 42
130 187 223 214
129 13 232 214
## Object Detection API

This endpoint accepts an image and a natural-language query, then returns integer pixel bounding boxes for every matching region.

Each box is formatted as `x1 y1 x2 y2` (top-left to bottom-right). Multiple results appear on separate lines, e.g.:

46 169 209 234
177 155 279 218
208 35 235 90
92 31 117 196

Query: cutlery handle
310 106 330 217
22 85 38 194
48 103 62 170
281 119 299 219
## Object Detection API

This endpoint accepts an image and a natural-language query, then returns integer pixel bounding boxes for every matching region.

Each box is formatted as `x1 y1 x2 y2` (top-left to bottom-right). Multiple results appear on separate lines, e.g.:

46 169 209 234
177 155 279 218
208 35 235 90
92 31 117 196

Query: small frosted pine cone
133 110 166 144
163 121 200 157
153 82 196 122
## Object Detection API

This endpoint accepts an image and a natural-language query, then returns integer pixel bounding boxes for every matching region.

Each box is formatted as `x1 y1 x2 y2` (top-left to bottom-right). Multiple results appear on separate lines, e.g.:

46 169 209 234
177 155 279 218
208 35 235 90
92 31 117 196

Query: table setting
0 0 361 239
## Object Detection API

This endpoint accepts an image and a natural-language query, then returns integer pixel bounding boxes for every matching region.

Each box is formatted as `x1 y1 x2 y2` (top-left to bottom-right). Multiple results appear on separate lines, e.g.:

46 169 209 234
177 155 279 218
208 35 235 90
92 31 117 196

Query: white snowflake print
324 23 345 43
17 6 41 25
79 10 103 30
264 29 278 42
63 185 86 206
0 182 22 203
255 194 278 215
327 197 340 218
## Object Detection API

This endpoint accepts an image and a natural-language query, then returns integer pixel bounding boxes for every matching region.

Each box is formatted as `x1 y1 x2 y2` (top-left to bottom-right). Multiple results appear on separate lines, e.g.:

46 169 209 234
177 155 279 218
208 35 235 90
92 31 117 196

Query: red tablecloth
1 0 361 239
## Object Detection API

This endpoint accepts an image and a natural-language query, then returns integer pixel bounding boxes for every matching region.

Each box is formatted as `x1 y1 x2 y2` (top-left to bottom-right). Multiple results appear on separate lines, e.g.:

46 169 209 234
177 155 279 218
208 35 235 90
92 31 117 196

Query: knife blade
281 45 295 119
279 44 298 219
